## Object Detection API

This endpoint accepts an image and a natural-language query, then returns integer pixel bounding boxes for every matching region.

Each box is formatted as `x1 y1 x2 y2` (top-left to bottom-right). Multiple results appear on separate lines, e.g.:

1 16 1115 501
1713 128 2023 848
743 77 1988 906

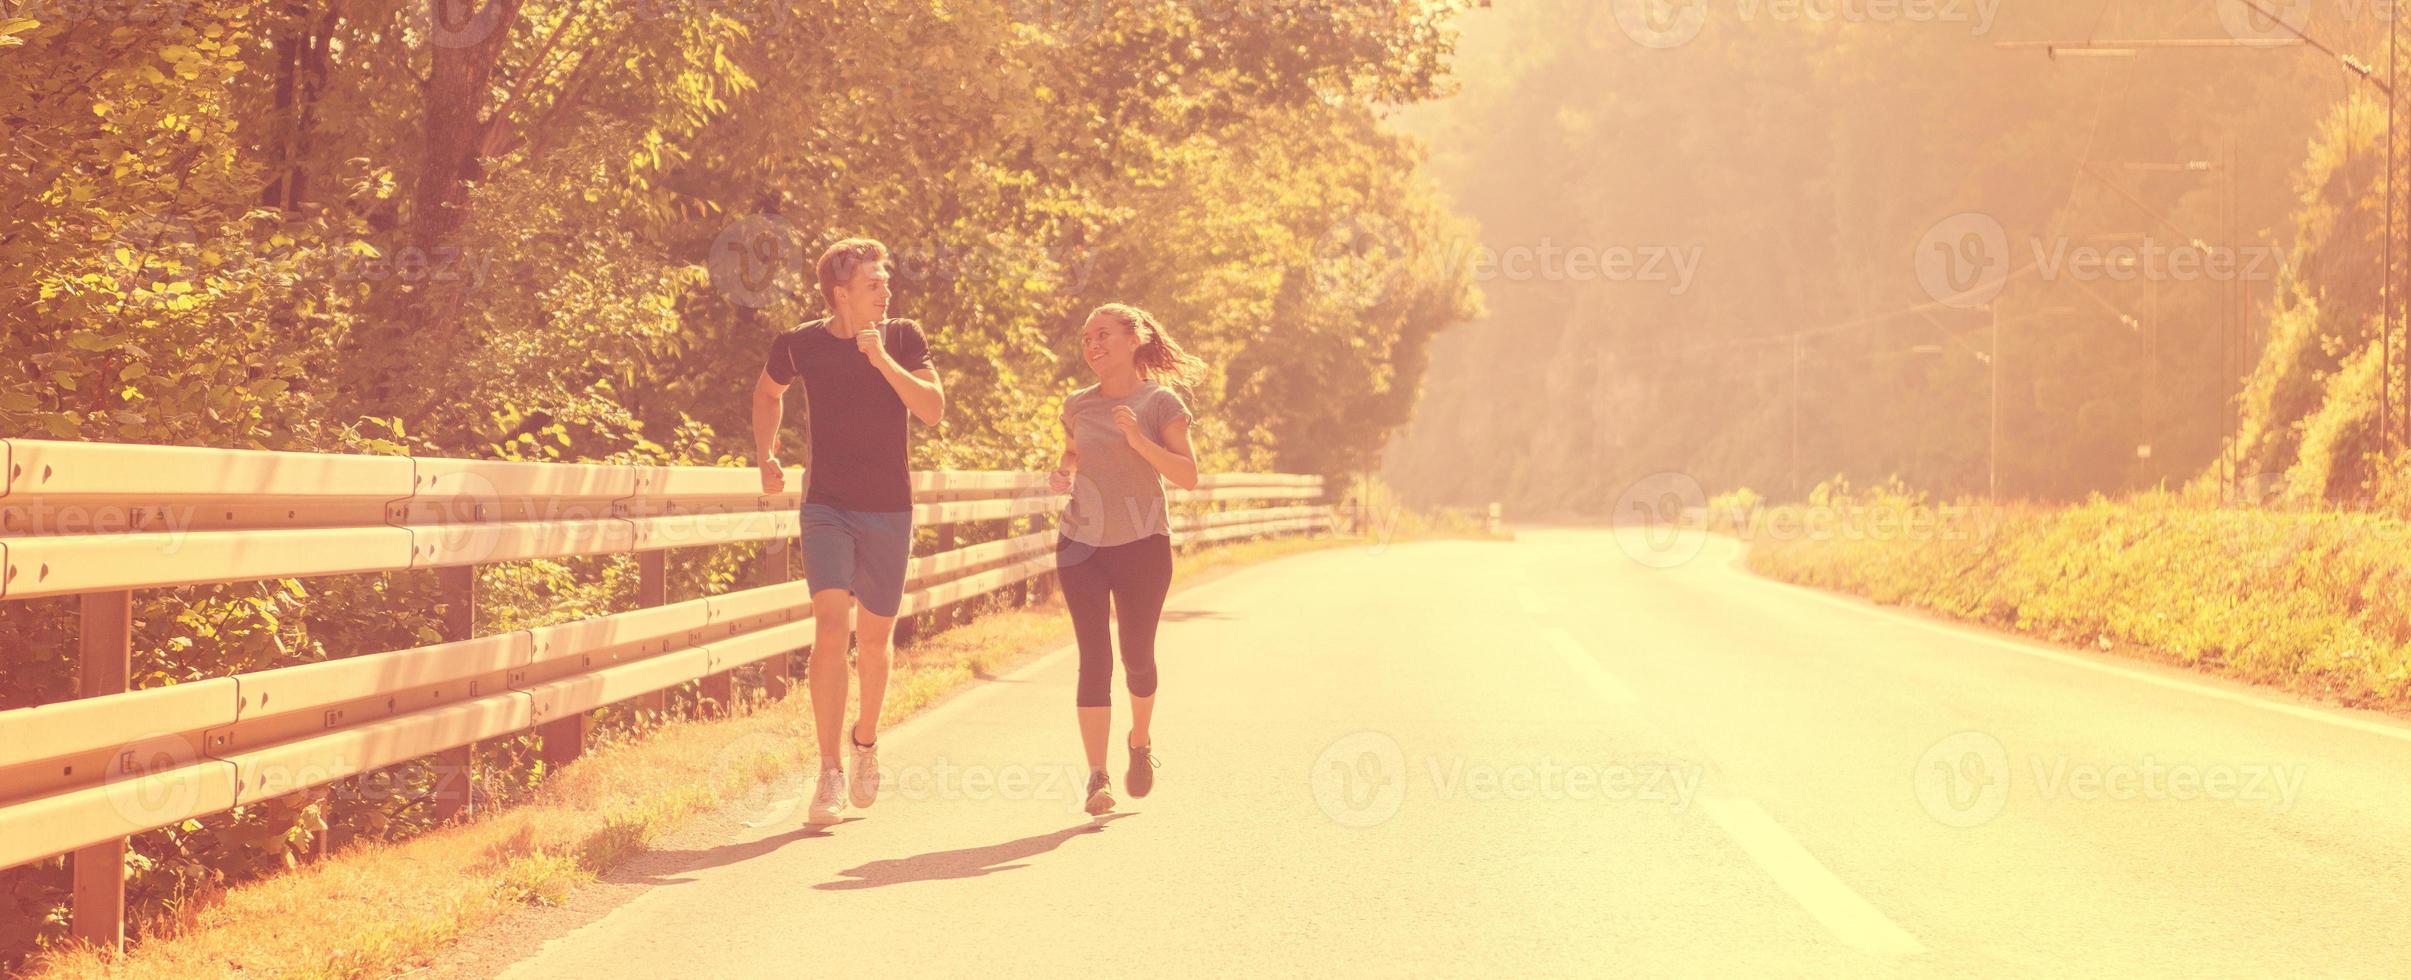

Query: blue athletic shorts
799 502 913 618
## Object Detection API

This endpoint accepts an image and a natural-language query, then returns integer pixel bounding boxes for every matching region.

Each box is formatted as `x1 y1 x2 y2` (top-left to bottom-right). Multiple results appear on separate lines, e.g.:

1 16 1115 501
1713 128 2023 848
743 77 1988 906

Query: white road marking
1700 796 1926 958
1544 627 1637 704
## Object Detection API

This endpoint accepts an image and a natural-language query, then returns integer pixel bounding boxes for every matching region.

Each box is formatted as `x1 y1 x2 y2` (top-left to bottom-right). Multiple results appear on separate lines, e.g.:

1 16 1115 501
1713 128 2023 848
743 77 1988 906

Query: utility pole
2010 7 2405 493
1790 333 1802 498
1990 302 2001 499
2226 135 2241 501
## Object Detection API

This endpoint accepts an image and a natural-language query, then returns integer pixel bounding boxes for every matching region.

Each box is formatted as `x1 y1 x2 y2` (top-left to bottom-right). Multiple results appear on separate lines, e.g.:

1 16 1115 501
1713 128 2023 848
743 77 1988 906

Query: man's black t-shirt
764 316 932 512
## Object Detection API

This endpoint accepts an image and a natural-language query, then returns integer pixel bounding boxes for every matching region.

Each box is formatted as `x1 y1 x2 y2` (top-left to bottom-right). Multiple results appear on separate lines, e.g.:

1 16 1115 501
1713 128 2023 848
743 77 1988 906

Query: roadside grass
22 532 1358 980
1736 486 2411 714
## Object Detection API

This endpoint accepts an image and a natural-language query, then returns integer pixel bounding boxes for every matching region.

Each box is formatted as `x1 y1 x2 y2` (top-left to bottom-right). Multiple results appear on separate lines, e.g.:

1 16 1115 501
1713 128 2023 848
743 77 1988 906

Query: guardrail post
936 524 960 631
553 548 660 765
636 550 676 717
1032 520 1054 604
761 538 794 701
699 541 734 717
69 589 132 955
643 551 687 715
1008 519 1032 609
431 566 476 823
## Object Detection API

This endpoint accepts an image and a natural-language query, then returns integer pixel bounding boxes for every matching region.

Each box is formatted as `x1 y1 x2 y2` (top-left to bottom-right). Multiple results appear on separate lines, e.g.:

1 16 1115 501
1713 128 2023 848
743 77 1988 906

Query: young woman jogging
1048 303 1204 816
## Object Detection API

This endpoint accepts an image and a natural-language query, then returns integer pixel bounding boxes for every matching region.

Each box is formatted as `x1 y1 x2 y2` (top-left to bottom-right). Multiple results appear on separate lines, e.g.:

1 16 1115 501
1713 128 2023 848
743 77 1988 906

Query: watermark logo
417 0 517 48
5 1 191 27
1916 210 2299 307
1913 730 2309 827
1913 730 2010 828
2215 0 2311 41
1310 732 1705 828
708 730 811 827
102 731 206 828
1612 471 1709 569
115 212 202 309
1607 0 1710 48
1314 211 1413 299
707 213 810 309
1437 238 1705 293
1310 731 1408 828
1006 0 1109 44
1602 0 2000 49
1916 211 2009 308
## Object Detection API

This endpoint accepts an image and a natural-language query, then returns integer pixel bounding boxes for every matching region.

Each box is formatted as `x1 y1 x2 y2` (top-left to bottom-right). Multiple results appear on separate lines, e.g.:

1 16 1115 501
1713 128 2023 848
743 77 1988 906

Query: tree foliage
1385 0 2359 512
0 0 1481 961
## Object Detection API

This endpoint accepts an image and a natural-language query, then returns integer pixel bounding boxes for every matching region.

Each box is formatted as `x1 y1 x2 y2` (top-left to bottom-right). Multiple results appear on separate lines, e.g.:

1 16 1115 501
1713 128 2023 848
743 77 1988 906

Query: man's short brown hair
816 238 890 309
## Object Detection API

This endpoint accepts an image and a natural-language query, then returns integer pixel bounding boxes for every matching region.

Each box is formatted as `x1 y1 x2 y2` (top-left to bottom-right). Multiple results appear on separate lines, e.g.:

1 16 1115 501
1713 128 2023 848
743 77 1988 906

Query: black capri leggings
1056 533 1174 708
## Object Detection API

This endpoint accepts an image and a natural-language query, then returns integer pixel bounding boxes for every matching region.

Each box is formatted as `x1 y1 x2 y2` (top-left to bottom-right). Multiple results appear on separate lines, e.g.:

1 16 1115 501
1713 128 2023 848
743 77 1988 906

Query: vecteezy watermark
706 213 1102 309
415 0 517 49
0 501 201 538
1007 0 1341 45
2211 0 2411 40
1313 212 1414 298
1915 211 2300 307
707 213 813 309
1599 0 2001 49
1005 0 1110 44
1308 731 1705 828
1311 215 1705 296
1311 731 1409 828
113 213 201 310
1612 471 1711 569
1914 730 2309 828
105 212 500 300
100 730 208 828
886 238 1100 295
1916 211 2010 308
705 733 1154 825
1602 0 1710 48
618 0 818 24
2214 0 2312 41
3 0 193 25
1716 497 1996 547
1608 472 2001 570
1438 238 1704 294
1913 731 2011 828
316 244 495 290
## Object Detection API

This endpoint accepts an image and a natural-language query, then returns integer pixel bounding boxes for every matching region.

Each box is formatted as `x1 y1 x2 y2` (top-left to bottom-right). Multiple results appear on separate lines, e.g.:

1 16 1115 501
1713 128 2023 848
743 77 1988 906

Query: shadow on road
812 814 1134 890
632 818 860 885
1161 608 1233 622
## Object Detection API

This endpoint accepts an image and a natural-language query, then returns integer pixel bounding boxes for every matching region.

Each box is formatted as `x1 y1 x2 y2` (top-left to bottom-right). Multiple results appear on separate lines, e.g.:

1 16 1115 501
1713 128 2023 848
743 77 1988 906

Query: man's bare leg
809 588 856 770
853 603 895 745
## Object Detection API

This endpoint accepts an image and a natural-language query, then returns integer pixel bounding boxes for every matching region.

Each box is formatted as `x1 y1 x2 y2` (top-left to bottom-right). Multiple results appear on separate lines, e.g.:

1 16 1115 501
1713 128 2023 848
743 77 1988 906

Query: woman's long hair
1093 303 1207 393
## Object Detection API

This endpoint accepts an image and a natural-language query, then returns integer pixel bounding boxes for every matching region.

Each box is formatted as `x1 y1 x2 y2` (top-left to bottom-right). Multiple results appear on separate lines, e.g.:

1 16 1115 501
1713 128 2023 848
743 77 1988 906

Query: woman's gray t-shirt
1059 381 1192 547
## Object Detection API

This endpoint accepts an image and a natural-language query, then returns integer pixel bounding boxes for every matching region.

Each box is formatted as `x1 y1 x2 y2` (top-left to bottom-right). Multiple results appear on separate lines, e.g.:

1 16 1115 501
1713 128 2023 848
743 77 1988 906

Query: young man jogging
753 237 945 826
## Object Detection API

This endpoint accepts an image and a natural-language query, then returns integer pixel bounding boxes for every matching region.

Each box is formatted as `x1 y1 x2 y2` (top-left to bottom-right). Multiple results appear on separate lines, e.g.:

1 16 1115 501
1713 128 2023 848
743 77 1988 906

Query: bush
1745 485 2411 712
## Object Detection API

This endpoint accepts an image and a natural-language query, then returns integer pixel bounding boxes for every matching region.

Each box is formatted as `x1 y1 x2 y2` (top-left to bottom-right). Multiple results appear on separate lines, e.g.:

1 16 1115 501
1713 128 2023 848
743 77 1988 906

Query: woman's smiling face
1082 312 1140 376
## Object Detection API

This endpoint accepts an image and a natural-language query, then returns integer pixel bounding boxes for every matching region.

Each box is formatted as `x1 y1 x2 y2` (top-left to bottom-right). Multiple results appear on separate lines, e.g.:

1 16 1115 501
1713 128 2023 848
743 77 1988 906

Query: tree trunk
357 0 522 422
414 0 521 251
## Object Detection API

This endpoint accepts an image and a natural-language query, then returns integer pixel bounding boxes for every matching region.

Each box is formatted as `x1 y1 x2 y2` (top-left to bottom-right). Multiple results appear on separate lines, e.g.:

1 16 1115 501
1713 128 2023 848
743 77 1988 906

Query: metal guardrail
0 438 1332 949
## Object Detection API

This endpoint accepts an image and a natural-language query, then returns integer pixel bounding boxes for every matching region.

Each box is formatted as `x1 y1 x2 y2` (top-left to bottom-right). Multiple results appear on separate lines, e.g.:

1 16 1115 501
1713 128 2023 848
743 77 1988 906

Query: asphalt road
473 527 2411 978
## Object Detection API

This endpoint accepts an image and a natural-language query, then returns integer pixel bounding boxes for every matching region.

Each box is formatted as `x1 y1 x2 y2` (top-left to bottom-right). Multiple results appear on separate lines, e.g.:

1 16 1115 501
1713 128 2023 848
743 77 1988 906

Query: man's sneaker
849 735 881 809
1084 770 1116 815
1127 742 1158 799
808 767 847 826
